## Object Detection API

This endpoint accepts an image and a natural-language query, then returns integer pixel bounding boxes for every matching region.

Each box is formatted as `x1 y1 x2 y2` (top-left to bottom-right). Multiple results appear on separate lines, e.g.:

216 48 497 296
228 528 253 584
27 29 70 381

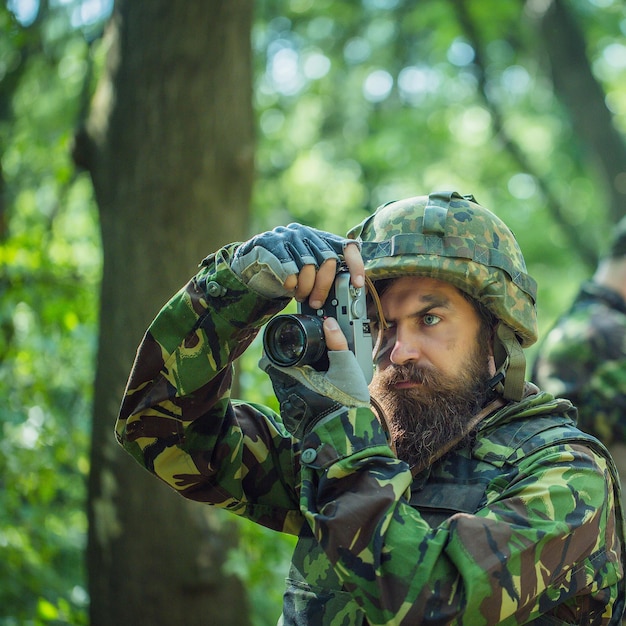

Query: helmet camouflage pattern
347 190 538 347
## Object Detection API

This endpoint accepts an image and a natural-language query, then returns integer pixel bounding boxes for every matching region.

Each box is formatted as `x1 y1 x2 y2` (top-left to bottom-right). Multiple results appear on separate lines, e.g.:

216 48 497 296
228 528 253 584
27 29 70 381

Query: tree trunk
77 1 255 624
534 0 626 225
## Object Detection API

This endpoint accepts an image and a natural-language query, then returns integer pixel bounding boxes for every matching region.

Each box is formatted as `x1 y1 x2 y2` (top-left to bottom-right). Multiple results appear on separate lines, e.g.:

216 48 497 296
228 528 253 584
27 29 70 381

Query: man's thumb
323 317 349 351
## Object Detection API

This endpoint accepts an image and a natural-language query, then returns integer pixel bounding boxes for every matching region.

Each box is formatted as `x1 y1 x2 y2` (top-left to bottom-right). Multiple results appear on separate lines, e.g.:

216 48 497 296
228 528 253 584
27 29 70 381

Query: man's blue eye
423 314 440 326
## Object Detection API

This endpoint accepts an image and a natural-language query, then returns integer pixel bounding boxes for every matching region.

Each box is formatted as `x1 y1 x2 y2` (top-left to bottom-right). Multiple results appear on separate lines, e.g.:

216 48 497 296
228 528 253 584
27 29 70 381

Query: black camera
263 270 373 383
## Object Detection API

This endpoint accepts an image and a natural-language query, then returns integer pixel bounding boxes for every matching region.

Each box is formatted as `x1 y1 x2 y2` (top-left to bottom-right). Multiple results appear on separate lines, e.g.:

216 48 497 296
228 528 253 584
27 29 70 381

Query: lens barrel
263 314 326 368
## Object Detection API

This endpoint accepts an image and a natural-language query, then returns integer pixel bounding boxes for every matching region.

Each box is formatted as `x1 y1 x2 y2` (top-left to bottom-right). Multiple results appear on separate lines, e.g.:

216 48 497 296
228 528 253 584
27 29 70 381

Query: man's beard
369 344 493 470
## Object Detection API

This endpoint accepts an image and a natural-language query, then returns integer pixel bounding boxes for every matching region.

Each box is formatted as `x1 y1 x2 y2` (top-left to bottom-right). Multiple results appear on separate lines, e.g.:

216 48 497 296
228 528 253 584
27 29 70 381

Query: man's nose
389 329 420 365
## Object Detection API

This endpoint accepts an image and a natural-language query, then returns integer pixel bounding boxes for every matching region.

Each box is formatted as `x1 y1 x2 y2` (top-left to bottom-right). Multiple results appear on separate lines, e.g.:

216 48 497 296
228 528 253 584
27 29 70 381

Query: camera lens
267 318 306 363
263 314 326 368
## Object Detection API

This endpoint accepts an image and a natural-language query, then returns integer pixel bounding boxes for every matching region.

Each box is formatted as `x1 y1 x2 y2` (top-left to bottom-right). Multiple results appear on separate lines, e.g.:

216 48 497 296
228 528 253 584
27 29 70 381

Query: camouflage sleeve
115 243 305 534
297 409 623 624
577 359 626 444
533 304 626 444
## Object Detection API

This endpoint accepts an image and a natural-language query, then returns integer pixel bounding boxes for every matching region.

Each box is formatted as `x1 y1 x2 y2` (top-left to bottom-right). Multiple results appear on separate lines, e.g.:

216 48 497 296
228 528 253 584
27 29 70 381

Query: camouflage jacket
117 246 625 625
532 281 626 444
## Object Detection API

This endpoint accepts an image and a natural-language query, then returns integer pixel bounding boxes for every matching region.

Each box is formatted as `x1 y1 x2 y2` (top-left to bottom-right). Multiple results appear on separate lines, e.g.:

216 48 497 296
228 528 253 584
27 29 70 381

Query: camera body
263 270 373 383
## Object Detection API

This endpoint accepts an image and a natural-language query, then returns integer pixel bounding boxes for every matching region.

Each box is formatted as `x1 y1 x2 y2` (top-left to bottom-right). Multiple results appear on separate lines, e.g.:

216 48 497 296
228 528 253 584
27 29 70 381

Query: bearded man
116 191 625 625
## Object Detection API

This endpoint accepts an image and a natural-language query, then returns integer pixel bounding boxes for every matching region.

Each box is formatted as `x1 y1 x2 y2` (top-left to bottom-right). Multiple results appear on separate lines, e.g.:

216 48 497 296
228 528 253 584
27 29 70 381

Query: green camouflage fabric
532 281 626 444
116 244 625 625
347 191 538 347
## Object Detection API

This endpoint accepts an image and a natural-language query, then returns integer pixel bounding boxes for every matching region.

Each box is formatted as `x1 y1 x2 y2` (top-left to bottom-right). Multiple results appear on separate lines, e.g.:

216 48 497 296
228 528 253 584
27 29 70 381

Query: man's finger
307 258 337 308
283 274 298 291
294 265 316 302
323 317 349 351
343 242 365 288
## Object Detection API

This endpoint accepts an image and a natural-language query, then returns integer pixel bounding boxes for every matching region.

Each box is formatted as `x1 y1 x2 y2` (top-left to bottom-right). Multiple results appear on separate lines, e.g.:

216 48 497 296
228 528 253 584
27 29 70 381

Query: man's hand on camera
231 223 364 307
260 317 370 439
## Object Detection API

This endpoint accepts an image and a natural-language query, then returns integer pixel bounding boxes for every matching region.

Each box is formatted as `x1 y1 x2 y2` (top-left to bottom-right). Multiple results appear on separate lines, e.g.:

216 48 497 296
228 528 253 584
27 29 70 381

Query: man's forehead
379 275 460 300
367 275 466 319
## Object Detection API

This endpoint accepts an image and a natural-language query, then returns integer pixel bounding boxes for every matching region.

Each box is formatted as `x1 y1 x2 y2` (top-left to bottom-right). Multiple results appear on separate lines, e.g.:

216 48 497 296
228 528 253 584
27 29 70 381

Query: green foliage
225 516 297 626
2 0 626 624
252 0 623 269
0 2 105 624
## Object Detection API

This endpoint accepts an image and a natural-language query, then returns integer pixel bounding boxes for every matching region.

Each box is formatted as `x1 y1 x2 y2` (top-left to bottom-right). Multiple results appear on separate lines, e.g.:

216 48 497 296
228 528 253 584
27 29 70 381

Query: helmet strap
491 323 526 402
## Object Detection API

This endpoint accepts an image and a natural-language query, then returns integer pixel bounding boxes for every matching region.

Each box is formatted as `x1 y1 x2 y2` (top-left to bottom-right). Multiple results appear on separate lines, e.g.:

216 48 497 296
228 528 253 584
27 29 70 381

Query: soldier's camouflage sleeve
296 399 623 624
115 243 306 533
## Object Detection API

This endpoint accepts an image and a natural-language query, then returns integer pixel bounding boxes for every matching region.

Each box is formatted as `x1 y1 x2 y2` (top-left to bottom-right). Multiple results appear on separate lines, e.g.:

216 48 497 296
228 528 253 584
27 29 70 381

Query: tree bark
79 1 255 624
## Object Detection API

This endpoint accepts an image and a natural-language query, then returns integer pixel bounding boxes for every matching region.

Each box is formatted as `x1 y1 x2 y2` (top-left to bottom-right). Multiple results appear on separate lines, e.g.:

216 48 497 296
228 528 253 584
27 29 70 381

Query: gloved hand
231 223 352 299
259 346 370 440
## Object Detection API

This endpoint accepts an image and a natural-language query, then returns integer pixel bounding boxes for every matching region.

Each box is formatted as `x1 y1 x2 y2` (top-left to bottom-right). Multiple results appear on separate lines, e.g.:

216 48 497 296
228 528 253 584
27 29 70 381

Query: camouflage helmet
347 191 538 401
347 190 538 348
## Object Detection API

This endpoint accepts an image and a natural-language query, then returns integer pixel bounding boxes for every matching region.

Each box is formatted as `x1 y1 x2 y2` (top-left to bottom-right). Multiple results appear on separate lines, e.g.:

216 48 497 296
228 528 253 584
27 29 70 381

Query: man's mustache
377 363 438 387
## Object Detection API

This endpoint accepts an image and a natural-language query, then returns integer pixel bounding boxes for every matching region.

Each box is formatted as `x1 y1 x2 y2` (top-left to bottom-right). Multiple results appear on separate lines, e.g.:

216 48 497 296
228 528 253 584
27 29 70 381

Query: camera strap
364 275 396 451
365 275 389 360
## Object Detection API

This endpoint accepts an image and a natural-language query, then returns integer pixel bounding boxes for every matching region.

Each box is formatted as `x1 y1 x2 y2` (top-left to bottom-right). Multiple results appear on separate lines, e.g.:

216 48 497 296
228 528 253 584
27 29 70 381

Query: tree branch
448 0 598 268
533 0 626 225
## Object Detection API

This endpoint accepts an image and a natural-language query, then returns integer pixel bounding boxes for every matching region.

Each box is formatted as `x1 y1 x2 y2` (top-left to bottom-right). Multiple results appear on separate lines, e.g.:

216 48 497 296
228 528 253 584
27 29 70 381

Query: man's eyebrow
367 294 452 321
370 292 452 322
417 293 451 309
405 296 451 320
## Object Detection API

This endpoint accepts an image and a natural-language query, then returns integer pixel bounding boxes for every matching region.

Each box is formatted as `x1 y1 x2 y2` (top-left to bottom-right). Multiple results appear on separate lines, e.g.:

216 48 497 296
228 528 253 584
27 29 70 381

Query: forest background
2 0 626 624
